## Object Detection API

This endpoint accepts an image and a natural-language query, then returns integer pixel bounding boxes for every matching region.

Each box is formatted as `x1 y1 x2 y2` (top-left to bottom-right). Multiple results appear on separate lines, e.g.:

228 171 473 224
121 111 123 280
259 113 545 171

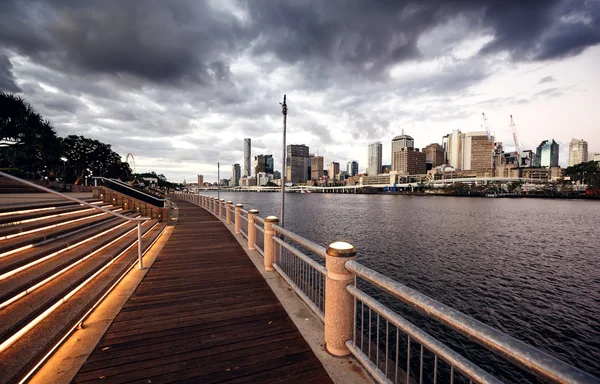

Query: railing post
137 221 143 269
211 197 215 213
226 201 232 224
235 204 243 234
324 241 357 356
248 209 259 250
264 216 279 271
219 198 225 218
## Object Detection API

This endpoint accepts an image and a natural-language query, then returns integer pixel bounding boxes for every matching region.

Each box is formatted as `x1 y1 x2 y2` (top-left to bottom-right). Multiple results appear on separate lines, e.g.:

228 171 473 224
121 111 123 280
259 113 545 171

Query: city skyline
1 1 599 182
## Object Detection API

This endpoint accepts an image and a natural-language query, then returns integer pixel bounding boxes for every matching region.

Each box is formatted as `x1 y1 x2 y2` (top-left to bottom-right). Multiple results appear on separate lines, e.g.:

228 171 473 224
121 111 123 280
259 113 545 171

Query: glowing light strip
0 220 157 354
0 244 34 259
17 222 165 384
4 208 96 226
0 207 56 217
0 218 135 283
0 209 123 241
0 219 147 307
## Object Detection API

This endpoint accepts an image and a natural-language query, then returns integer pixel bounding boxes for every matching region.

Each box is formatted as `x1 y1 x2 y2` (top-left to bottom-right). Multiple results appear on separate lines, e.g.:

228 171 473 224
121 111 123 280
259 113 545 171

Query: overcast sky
1 0 599 182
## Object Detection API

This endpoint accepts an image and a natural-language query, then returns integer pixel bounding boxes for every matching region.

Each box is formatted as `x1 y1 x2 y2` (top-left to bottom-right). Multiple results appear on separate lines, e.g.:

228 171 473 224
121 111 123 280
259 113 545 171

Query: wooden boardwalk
72 199 332 383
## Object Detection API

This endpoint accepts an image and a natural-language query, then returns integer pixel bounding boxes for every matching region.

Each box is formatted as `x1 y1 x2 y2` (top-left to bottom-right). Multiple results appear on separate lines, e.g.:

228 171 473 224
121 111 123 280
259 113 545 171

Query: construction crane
509 115 521 166
482 113 495 175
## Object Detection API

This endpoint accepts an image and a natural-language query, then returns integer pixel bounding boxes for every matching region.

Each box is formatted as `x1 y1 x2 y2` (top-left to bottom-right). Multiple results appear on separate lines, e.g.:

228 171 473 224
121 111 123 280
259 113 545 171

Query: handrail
0 171 150 268
93 177 168 206
272 224 327 259
345 259 599 384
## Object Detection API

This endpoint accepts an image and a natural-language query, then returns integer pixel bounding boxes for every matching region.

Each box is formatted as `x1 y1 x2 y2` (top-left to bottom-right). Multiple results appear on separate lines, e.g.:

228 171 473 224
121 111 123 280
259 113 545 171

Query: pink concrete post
247 209 259 250
324 241 357 357
226 201 232 224
202 195 206 208
264 216 279 271
235 204 243 234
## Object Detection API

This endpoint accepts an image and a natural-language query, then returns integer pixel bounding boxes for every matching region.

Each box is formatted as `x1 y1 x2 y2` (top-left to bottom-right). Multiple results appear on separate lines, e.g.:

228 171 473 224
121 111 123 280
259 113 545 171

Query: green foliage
62 135 131 182
565 161 600 189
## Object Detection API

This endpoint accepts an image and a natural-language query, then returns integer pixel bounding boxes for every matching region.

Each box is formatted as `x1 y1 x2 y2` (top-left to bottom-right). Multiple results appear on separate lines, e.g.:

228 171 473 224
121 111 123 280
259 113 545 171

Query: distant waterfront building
197 174 204 186
391 134 414 162
441 134 450 164
447 130 462 169
311 156 324 180
231 164 241 186
590 152 600 162
286 144 310 183
534 139 559 167
347 160 359 176
424 143 445 167
244 138 251 177
382 165 391 173
461 131 492 170
367 141 383 175
520 150 535 167
240 176 257 187
393 148 426 175
257 172 272 186
273 170 281 180
569 139 588 166
254 154 274 178
328 162 340 180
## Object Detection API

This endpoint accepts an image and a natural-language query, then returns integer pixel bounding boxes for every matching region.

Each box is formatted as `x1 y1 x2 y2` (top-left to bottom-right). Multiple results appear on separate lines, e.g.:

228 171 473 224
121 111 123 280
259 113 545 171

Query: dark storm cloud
0 53 22 93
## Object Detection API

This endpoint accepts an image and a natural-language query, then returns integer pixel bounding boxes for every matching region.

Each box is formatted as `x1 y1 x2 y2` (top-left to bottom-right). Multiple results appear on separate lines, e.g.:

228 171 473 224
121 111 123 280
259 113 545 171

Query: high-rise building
311 156 324 180
569 139 588 166
347 161 359 176
424 143 445 167
328 162 340 180
254 154 274 178
441 134 450 164
590 152 600 162
273 170 281 180
447 130 462 169
197 174 204 186
286 144 310 183
461 131 492 170
367 142 382 175
520 150 535 167
534 139 559 167
391 134 414 161
393 148 426 175
231 164 241 186
243 138 251 177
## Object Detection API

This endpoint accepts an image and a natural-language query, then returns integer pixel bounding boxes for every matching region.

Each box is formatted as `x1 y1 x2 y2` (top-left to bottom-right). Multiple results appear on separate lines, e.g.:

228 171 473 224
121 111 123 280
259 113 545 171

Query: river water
200 192 600 381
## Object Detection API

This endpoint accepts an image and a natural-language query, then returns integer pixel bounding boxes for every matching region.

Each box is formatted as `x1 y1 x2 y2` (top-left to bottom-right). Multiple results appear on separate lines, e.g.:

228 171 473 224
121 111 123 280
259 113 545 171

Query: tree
62 135 131 183
565 161 600 189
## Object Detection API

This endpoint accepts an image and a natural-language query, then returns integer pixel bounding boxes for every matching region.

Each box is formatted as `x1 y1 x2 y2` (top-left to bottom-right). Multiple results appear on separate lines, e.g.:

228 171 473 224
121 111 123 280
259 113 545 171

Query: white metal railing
182 193 600 384
1 171 150 268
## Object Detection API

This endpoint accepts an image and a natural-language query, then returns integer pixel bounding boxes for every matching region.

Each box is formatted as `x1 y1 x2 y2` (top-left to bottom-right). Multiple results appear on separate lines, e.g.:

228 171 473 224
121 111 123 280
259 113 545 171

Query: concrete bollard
202 195 206 208
226 201 233 224
235 204 243 234
247 209 259 250
212 198 216 214
264 216 279 271
324 241 357 357
219 199 225 218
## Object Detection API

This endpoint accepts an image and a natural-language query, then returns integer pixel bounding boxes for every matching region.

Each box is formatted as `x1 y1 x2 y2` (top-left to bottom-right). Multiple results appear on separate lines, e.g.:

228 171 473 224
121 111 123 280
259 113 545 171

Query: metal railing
183 193 600 384
93 177 168 207
253 216 265 256
0 171 151 269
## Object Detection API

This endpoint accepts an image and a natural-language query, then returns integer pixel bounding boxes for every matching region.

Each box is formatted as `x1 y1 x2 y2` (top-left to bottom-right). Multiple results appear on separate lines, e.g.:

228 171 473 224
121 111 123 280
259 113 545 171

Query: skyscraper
197 174 204 186
286 144 310 183
231 164 241 186
569 139 588 166
461 131 492 170
254 154 274 178
328 162 340 180
447 130 462 169
311 156 324 180
347 161 359 176
393 148 426 175
534 139 559 167
424 143 445 167
243 138 251 177
367 142 382 176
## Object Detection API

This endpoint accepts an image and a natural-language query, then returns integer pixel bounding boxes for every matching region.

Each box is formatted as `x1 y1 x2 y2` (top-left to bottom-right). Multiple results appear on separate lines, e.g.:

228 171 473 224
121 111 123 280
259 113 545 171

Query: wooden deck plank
72 199 332 383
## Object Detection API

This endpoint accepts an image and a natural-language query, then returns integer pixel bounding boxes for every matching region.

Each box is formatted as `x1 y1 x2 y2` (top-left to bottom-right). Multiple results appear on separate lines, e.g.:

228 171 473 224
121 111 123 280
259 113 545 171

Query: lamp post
217 162 220 201
280 94 287 227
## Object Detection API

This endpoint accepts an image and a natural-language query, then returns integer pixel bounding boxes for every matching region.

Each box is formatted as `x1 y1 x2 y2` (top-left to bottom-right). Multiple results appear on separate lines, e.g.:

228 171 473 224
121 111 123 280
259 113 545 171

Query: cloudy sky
1 0 599 182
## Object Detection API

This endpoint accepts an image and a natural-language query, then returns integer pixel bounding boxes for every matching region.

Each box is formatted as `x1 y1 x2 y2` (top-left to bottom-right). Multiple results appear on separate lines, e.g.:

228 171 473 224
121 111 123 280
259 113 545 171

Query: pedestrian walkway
71 199 332 383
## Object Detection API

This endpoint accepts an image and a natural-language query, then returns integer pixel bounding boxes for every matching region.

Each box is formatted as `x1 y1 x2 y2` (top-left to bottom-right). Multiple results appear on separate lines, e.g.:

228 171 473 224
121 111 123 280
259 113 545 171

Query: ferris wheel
126 153 136 173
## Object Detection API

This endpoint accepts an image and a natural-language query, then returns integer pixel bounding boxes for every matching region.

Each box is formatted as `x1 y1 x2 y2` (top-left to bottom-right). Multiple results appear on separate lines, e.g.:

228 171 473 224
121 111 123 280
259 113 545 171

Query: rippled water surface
201 192 600 379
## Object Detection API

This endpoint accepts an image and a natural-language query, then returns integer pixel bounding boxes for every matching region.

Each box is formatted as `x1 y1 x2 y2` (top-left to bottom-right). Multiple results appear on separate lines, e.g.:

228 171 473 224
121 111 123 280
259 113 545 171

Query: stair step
0 208 128 256
0 198 102 215
0 220 158 344
0 201 113 225
0 221 167 384
0 217 142 308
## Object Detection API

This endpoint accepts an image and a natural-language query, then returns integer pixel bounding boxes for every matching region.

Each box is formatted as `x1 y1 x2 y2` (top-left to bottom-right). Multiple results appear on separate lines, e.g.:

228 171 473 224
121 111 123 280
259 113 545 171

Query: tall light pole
217 162 220 200
280 95 287 227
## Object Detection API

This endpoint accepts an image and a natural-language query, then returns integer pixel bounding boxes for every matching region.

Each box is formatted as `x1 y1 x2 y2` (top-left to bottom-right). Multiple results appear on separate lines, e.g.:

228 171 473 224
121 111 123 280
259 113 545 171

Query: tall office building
328 162 340 180
461 131 492 170
534 139 559 167
424 143 445 167
347 161 359 176
243 138 251 177
391 134 414 161
590 152 600 162
569 139 588 166
231 164 241 186
254 154 274 178
311 156 324 180
197 174 204 186
441 134 450 164
447 130 462 169
286 144 310 183
393 148 426 175
367 141 383 175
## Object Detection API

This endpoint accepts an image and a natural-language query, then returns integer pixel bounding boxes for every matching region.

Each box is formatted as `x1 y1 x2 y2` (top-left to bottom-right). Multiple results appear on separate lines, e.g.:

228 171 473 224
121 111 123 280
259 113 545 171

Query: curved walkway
72 199 332 383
